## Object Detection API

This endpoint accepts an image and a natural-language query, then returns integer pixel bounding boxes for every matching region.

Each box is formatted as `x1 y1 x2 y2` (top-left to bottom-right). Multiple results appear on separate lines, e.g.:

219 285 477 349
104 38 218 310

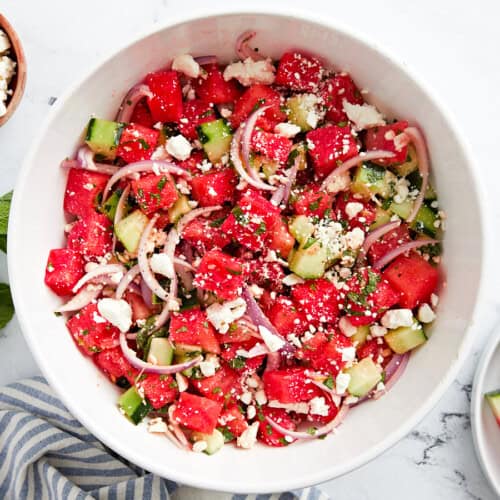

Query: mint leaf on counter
0 283 13 330
0 191 12 254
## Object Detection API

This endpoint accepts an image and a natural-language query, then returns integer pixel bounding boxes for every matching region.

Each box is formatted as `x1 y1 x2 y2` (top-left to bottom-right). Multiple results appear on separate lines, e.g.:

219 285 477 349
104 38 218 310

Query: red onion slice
270 185 285 207
265 405 349 440
137 215 169 302
358 220 401 265
265 352 281 372
176 205 221 235
373 353 410 399
372 239 439 271
194 55 218 65
102 161 191 203
320 150 395 193
55 284 102 313
61 146 120 176
115 84 153 123
115 264 140 300
403 127 430 222
235 30 265 61
72 263 125 293
119 332 202 374
140 278 155 309
241 106 271 182
309 379 337 399
168 405 191 449
112 185 130 253
173 257 196 272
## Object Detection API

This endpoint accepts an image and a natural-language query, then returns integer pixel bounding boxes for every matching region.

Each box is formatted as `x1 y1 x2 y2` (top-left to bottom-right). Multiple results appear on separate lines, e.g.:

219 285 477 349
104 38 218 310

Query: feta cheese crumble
149 253 175 279
166 135 192 161
309 396 330 416
147 417 168 434
417 303 436 323
335 372 351 395
381 309 414 329
223 57 275 86
274 122 301 138
206 298 246 334
237 421 259 449
171 54 200 78
339 316 357 337
258 325 285 352
97 298 132 332
0 30 16 118
345 202 364 219
342 99 385 131
282 273 305 286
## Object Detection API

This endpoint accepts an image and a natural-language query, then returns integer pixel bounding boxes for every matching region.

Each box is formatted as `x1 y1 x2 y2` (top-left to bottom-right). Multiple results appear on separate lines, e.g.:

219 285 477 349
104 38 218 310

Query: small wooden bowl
0 14 26 127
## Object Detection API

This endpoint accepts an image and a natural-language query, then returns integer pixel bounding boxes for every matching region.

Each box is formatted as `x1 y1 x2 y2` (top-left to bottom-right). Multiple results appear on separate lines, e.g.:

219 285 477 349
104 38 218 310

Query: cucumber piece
351 325 369 346
289 215 315 246
406 170 437 201
168 195 191 223
389 199 412 220
346 358 382 397
85 118 125 160
351 163 397 199
391 145 418 177
286 94 318 131
370 206 392 230
118 386 151 424
197 119 232 163
389 201 438 237
147 337 174 366
384 321 426 354
288 241 328 279
174 346 203 377
485 390 500 425
251 155 279 179
101 189 124 221
192 429 225 455
115 210 150 253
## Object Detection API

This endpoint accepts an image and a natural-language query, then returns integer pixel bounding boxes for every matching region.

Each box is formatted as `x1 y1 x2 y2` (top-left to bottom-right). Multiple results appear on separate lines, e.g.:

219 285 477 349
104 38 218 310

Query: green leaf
0 191 13 253
0 283 14 330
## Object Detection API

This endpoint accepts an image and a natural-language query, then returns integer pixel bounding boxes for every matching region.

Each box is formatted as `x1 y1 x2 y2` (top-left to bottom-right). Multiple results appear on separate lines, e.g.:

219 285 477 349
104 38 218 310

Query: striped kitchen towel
0 377 330 500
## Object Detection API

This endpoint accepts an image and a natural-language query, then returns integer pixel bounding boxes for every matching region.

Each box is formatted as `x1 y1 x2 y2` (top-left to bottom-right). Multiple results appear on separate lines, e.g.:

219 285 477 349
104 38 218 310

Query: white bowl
8 7 486 494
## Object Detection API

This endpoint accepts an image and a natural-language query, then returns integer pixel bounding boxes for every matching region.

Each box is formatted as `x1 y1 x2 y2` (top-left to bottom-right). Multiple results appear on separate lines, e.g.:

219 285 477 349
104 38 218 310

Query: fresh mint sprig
0 191 14 330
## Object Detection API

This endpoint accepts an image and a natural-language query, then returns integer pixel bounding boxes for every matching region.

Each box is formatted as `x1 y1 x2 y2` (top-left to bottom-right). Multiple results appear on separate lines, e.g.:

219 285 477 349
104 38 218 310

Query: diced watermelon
357 338 388 362
130 99 155 128
306 125 358 178
182 212 232 253
177 99 216 140
275 52 324 91
193 249 244 300
67 303 120 355
367 224 412 265
382 252 439 309
67 212 113 261
116 123 160 163
191 363 240 403
344 268 400 326
63 168 110 217
194 64 242 104
137 373 178 409
263 368 317 403
267 217 295 259
306 389 338 425
219 405 248 437
334 195 377 230
365 121 409 165
258 407 297 447
320 74 364 124
145 70 183 122
190 168 237 207
123 291 152 322
230 84 285 130
291 278 340 326
220 339 265 374
169 308 220 354
131 173 178 216
218 319 255 344
245 258 286 294
293 186 333 218
94 347 138 384
44 248 85 296
172 392 223 434
251 130 292 164
177 150 205 175
267 296 307 337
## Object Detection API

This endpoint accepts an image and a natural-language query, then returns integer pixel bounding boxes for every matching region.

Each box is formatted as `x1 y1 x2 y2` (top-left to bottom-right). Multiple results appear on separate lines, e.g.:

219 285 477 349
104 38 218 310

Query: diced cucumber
391 145 418 177
389 201 438 237
351 325 370 346
101 189 124 221
384 321 426 354
252 155 279 179
192 429 225 455
406 170 437 201
288 241 327 279
197 119 232 163
286 94 318 131
389 199 412 220
370 206 392 229
289 215 315 246
485 390 500 425
147 338 174 366
85 118 125 160
168 195 191 223
351 163 397 199
346 358 382 397
115 210 150 253
174 345 203 377
118 386 151 424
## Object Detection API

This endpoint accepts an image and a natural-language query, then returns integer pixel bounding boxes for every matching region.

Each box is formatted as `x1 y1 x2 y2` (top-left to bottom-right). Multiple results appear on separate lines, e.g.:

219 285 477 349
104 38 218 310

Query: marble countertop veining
1 1 499 498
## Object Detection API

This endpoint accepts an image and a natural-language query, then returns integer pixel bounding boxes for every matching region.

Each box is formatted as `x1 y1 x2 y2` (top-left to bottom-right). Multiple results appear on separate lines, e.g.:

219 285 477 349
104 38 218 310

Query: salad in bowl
44 31 443 455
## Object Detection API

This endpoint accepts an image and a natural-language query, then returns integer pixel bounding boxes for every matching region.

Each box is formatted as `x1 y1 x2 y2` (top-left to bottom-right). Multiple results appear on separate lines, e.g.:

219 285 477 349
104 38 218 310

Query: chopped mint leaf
0 284 14 330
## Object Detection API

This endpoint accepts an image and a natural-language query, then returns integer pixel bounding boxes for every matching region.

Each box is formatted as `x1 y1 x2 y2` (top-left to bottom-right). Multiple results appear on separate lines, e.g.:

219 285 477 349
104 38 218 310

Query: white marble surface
1 0 499 498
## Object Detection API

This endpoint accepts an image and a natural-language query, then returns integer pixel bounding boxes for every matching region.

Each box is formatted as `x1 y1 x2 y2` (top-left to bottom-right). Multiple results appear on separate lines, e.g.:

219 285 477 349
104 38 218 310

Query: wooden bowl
0 14 26 127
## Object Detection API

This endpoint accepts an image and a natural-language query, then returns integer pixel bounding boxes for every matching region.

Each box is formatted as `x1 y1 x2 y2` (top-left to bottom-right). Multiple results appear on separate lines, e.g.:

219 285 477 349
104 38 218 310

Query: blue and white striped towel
0 377 330 500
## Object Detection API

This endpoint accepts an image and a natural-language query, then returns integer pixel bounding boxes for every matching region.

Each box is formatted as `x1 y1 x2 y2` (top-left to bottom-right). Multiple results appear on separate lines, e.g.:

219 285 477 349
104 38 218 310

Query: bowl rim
8 5 489 493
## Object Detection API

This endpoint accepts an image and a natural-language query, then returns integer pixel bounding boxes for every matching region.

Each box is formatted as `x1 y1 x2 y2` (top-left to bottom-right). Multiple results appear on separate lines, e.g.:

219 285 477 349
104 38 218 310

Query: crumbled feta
246 375 260 389
171 54 200 78
219 106 232 119
393 178 410 204
274 122 301 138
259 325 285 352
343 99 385 130
249 284 264 299
268 400 310 414
376 381 386 392
147 417 168 434
340 346 356 363
0 31 16 118
175 373 188 392
151 145 168 161
240 391 253 405
223 57 275 86
315 220 345 260
306 109 319 129
97 298 132 332
247 405 256 420
370 324 387 337
149 253 175 279
344 395 359 405
199 358 218 377
192 440 208 453
282 273 305 286
324 171 351 195
287 333 302 348
166 135 192 161
309 396 329 416
381 309 414 329
237 421 259 449
197 159 213 173
206 298 246 334
345 202 364 219
418 303 436 323
344 227 365 250
430 293 439 308
339 317 357 337
335 372 351 395
254 389 267 406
